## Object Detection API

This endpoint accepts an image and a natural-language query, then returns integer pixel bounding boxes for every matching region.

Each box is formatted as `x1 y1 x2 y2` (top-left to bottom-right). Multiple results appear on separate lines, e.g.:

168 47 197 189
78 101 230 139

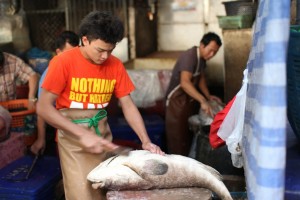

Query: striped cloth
242 0 290 200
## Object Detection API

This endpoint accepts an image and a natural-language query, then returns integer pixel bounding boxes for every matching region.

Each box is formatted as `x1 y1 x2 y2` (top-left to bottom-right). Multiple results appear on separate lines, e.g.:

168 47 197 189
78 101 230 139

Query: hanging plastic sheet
217 69 248 168
127 69 164 108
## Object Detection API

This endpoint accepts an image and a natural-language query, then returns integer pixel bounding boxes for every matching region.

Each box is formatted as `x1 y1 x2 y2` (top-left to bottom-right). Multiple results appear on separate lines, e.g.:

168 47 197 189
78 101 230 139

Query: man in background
165 32 223 156
0 50 38 142
30 30 79 155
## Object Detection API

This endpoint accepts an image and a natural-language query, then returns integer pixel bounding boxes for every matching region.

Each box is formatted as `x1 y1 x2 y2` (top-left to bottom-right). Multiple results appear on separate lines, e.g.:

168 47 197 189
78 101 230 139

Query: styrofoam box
0 155 61 200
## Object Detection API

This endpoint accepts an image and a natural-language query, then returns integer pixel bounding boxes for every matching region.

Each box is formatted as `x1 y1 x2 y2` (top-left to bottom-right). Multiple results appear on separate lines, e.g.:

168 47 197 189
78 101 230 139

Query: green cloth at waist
72 109 107 136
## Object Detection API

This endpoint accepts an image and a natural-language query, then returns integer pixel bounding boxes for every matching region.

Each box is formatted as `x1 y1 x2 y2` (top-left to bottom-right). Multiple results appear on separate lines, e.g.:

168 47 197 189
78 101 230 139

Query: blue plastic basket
108 115 166 151
287 25 300 141
0 156 61 200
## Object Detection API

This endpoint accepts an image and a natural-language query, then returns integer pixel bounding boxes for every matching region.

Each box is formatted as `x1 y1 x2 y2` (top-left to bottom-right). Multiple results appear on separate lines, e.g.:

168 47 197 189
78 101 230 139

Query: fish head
87 162 147 190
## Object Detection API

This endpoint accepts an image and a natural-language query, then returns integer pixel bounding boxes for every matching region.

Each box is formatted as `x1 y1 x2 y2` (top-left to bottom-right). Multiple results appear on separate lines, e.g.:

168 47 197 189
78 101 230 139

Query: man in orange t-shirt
37 11 164 200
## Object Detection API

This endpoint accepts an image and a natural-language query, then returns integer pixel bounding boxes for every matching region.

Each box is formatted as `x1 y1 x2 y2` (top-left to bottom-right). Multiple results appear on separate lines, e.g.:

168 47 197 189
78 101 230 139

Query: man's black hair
55 31 79 51
200 32 222 47
78 11 124 45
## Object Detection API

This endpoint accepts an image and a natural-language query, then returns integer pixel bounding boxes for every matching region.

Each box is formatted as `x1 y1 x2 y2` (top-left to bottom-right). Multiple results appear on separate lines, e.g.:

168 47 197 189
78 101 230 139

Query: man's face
200 40 220 61
81 36 115 65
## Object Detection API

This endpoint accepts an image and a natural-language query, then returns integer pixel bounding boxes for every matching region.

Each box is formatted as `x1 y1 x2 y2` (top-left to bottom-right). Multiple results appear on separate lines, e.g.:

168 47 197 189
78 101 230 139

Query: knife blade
25 154 39 180
108 146 133 156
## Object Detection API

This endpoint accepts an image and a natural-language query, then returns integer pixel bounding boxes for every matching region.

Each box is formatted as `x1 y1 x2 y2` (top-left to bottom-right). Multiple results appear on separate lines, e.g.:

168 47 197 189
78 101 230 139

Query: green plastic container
217 15 254 29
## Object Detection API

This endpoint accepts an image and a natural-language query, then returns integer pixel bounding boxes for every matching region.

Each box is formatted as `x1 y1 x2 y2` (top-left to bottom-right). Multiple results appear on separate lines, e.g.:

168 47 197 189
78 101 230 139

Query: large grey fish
87 150 233 200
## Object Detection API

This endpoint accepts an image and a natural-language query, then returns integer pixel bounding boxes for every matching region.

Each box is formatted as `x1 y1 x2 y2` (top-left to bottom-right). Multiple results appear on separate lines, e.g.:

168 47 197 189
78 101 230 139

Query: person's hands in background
209 95 223 104
201 101 214 118
28 98 37 110
30 137 45 155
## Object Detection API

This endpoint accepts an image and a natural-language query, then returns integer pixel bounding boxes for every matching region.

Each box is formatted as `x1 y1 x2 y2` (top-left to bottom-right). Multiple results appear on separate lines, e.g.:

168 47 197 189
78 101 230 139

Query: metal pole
65 0 70 30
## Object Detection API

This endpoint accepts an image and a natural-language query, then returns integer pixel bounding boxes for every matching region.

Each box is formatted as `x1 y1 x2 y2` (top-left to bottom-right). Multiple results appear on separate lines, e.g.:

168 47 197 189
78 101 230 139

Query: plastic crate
222 0 254 16
0 99 36 130
217 15 254 29
287 25 300 141
212 192 247 200
0 155 61 200
285 143 300 200
108 115 166 151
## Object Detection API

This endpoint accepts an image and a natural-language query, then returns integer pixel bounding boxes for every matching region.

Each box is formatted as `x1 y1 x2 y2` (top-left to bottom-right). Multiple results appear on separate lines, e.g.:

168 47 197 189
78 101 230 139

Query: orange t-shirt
42 47 134 109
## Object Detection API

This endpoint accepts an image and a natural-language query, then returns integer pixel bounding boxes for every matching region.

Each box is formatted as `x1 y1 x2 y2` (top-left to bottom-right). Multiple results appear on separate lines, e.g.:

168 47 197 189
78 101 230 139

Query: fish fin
124 159 168 177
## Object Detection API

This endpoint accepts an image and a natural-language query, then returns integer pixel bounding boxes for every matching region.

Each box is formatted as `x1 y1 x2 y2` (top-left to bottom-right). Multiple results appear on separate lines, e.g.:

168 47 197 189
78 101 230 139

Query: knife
25 154 39 180
108 146 133 156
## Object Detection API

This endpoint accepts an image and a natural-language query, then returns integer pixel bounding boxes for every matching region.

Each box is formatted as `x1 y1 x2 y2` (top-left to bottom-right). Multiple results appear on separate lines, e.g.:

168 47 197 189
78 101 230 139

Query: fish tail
197 162 222 181
203 165 222 181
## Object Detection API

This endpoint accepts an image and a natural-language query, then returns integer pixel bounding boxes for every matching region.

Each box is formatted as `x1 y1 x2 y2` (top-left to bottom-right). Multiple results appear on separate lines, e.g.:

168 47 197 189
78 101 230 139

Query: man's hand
201 101 214 118
28 98 37 110
79 132 119 154
209 95 223 104
30 138 46 155
142 142 165 155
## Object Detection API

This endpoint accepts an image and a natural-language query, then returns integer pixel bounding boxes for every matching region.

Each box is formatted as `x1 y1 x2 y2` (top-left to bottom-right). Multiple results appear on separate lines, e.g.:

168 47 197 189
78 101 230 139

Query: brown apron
165 50 201 156
58 109 112 200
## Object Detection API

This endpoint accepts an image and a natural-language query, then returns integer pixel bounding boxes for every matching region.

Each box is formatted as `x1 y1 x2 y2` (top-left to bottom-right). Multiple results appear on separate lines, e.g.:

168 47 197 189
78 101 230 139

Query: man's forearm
28 73 39 99
181 80 207 104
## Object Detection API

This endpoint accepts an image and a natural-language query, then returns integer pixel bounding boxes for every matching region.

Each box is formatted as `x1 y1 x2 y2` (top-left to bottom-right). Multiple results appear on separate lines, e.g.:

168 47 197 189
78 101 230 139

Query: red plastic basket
0 99 36 129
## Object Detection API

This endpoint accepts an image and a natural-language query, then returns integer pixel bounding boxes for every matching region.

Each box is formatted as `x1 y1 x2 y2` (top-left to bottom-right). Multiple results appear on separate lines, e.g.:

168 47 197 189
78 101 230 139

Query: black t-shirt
166 46 206 97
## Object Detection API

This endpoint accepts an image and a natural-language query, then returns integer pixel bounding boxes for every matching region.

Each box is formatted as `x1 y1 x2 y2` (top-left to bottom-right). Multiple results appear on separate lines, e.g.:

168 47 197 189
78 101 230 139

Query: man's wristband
28 98 38 102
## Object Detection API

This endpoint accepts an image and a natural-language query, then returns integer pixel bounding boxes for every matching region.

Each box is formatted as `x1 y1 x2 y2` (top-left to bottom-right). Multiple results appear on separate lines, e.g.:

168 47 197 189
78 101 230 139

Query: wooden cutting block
107 187 212 200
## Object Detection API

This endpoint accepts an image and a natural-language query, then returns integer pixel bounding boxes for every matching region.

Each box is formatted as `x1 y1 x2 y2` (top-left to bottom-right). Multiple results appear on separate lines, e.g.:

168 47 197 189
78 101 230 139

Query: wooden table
107 188 212 200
